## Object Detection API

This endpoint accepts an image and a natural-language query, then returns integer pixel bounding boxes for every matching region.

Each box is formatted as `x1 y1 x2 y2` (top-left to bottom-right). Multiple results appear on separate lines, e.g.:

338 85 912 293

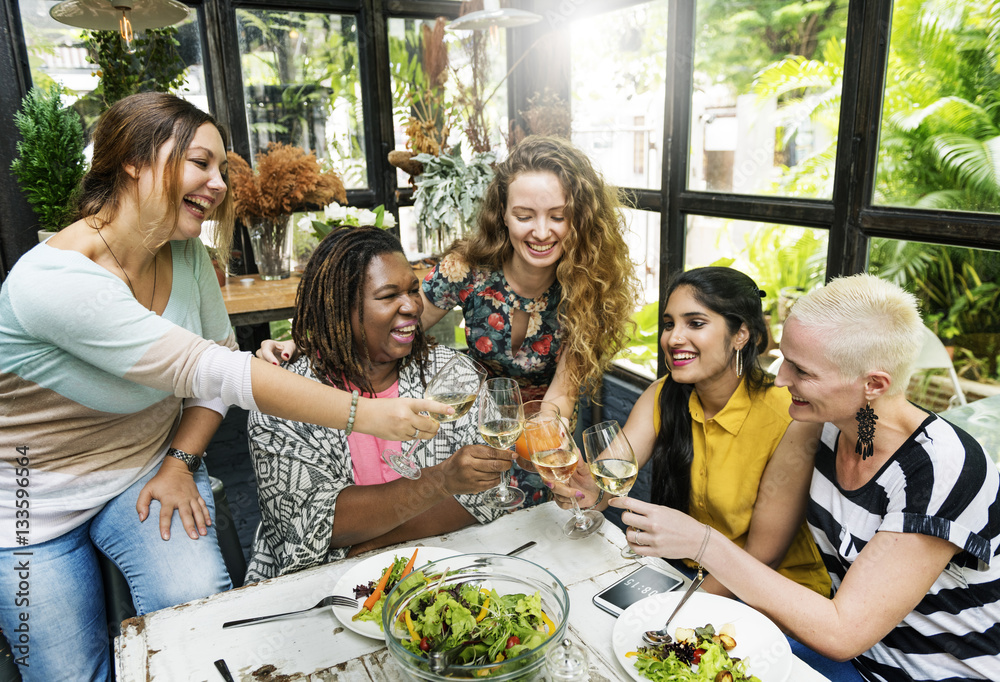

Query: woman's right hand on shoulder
257 339 299 365
353 397 453 441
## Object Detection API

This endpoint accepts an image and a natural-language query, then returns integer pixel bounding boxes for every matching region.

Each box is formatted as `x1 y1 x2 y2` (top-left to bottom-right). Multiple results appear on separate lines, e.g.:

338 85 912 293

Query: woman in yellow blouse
558 267 829 597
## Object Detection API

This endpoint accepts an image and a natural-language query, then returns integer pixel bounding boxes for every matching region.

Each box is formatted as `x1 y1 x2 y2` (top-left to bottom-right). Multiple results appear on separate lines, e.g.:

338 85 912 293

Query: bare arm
615 498 959 660
419 289 450 329
330 444 508 548
541 350 580 424
249 357 450 441
137 405 224 540
702 420 821 597
346 498 477 557
549 378 661 511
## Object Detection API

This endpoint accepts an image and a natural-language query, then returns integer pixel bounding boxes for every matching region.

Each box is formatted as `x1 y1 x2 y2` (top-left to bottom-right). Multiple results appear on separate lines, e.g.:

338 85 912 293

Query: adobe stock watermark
12 444 32 667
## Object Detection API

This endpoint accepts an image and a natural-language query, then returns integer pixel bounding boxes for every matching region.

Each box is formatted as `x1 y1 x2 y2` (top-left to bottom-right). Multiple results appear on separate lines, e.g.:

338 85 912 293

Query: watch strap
166 447 202 472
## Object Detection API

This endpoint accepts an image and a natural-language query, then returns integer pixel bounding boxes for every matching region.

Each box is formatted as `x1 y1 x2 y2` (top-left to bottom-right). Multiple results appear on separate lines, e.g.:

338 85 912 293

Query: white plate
612 591 792 682
332 546 462 640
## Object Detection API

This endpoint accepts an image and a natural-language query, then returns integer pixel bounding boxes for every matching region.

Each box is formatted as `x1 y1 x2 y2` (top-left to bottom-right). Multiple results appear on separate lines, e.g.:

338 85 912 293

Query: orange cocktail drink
515 400 561 471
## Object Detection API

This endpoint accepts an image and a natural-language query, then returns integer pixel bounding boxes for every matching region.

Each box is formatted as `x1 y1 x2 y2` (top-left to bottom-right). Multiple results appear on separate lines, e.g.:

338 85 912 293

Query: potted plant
227 143 346 280
11 84 88 238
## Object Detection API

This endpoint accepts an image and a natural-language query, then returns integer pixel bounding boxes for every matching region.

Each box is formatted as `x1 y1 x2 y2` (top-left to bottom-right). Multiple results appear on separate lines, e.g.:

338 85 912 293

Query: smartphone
592 564 683 617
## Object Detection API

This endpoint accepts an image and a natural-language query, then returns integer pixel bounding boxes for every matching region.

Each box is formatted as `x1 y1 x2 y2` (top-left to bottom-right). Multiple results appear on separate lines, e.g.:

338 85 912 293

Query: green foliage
11 85 87 231
83 27 188 111
870 239 1000 379
413 144 496 254
733 223 827 320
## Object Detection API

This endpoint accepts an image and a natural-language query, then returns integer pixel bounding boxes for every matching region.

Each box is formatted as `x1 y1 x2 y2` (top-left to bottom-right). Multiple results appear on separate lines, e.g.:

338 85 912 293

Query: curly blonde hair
450 136 640 399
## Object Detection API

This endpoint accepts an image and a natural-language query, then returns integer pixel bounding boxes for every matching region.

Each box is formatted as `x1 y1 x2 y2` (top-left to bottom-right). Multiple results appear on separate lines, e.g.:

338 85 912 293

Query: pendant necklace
96 228 157 309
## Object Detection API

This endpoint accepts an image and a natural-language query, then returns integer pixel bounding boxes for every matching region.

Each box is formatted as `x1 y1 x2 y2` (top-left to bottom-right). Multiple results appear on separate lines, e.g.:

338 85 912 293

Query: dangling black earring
855 401 878 460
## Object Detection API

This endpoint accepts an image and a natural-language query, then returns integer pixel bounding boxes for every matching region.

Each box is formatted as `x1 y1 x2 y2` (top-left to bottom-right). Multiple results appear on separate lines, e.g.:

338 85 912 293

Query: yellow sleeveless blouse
654 380 831 597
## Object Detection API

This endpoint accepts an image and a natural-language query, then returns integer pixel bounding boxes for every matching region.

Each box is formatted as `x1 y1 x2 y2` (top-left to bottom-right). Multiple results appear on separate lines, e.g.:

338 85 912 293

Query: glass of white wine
526 412 603 539
479 377 525 510
582 420 640 558
382 354 487 479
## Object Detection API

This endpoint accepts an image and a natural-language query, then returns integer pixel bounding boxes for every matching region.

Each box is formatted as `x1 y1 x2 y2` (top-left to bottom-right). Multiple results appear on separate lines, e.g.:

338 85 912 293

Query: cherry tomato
692 648 705 664
419 637 430 651
506 635 521 649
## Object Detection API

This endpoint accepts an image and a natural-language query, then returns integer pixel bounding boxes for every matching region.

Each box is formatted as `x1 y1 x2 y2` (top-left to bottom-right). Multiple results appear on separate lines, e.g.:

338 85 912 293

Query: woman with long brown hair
0 92 451 681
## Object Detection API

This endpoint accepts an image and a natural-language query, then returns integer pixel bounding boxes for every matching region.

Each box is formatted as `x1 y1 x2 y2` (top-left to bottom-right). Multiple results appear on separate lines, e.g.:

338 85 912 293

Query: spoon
641 572 707 646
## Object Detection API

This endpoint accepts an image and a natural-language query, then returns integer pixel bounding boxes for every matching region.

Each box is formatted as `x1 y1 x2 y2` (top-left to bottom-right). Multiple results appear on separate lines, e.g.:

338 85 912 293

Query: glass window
17 0 207 115
570 1 666 190
617 208 661 378
685 215 828 342
236 10 366 188
387 17 509 189
875 1 1000 213
689 0 848 198
869 239 1000 408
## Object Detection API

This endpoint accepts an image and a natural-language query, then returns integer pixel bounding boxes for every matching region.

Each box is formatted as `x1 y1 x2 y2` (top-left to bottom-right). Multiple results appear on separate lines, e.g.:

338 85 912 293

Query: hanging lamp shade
447 0 541 31
50 0 189 32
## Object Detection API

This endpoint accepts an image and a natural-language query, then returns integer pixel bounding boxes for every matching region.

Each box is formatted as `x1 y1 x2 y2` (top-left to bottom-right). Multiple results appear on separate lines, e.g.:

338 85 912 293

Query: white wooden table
115 503 831 681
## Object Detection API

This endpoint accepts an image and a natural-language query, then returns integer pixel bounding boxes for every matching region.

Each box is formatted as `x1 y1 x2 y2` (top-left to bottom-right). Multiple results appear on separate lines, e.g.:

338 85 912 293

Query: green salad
629 624 761 682
353 552 423 631
397 578 555 670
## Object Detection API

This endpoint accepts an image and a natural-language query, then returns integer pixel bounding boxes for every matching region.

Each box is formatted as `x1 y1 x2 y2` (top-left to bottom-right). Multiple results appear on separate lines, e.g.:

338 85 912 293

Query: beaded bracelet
345 390 359 436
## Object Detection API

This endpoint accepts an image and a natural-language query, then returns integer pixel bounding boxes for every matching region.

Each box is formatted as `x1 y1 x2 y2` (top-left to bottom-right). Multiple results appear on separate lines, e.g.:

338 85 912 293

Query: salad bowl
382 554 570 680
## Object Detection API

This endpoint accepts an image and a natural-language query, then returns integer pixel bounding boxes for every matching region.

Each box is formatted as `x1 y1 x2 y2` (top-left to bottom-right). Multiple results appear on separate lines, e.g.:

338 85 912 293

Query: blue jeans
0 464 231 681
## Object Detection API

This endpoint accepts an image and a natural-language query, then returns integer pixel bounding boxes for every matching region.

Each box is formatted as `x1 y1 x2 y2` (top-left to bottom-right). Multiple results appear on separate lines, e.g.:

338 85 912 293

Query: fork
222 595 357 629
641 571 707 646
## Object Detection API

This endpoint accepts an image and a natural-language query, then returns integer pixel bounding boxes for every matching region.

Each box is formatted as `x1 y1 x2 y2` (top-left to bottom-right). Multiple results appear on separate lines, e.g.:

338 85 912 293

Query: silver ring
632 528 641 545
412 429 420 439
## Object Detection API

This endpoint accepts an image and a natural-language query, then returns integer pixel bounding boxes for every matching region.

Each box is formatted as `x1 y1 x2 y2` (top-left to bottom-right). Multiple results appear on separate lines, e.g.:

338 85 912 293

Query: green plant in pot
413 143 495 255
11 84 87 234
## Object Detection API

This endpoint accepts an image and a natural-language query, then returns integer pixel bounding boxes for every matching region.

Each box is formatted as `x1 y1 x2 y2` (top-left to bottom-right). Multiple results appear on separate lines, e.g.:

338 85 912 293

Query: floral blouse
423 253 564 403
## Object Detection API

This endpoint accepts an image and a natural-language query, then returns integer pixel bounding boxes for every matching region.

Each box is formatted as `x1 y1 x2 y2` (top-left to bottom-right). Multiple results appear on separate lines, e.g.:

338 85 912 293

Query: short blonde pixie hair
787 274 923 395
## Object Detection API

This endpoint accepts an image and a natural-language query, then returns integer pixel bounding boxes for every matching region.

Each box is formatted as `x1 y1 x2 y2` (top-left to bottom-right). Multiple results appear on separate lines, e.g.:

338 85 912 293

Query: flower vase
248 215 293 280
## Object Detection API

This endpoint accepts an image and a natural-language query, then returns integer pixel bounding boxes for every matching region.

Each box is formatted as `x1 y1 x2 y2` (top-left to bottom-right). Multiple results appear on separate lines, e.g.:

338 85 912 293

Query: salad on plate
352 548 422 631
627 623 761 682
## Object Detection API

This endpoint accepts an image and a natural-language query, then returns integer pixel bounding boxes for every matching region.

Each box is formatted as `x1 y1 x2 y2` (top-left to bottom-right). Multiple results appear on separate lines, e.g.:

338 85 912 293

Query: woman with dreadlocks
244 227 511 581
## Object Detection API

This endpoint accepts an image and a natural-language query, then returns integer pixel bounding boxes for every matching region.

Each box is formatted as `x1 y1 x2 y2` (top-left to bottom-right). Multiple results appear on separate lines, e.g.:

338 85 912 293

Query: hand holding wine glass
479 378 525 510
382 354 487 479
525 412 603 539
582 420 640 558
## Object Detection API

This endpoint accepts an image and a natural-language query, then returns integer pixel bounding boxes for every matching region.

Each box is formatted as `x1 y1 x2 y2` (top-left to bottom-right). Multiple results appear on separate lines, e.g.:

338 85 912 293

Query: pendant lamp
447 0 541 31
50 0 189 50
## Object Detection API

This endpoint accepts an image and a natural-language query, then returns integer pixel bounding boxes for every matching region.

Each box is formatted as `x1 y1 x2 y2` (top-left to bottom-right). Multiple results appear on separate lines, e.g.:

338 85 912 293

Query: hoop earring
855 401 878 460
735 347 743 378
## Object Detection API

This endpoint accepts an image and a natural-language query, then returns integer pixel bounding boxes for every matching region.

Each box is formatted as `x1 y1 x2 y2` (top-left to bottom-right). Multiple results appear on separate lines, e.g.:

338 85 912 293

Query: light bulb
119 8 135 52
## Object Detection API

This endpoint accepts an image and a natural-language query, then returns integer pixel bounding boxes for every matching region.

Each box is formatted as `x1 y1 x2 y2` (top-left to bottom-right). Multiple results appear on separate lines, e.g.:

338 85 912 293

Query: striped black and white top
808 414 1000 682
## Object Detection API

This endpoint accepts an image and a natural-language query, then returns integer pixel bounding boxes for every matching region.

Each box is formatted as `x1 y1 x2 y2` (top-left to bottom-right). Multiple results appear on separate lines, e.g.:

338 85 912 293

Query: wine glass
382 354 487 479
583 420 640 558
479 378 525 510
513 400 561 474
524 411 604 539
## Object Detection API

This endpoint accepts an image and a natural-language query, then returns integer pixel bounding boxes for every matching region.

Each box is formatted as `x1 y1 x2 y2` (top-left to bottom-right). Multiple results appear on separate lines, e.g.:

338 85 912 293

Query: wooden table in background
220 274 300 328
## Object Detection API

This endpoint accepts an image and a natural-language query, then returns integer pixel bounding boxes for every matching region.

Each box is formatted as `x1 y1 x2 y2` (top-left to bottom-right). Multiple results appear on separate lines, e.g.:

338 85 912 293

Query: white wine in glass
480 377 525 510
427 391 480 423
382 354 487 479
526 413 603 539
583 420 640 558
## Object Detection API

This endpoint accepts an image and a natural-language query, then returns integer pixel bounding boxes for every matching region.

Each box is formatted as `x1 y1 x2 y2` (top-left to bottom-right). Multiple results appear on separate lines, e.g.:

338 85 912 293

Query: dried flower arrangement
227 143 346 220
508 89 572 146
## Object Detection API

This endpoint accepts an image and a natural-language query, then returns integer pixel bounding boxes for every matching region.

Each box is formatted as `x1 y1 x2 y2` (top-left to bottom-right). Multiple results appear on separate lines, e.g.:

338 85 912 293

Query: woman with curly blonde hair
435 135 640 417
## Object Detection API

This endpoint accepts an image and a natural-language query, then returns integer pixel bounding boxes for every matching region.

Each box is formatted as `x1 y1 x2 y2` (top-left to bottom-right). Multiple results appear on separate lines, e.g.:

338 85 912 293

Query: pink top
346 381 403 485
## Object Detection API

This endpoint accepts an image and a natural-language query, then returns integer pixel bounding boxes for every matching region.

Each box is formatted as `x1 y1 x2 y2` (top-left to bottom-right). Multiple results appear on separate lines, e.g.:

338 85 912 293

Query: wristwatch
166 447 202 472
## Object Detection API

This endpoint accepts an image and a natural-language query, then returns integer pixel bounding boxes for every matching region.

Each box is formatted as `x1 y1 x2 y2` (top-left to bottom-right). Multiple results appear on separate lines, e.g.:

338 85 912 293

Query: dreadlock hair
293 226 433 396
649 267 772 513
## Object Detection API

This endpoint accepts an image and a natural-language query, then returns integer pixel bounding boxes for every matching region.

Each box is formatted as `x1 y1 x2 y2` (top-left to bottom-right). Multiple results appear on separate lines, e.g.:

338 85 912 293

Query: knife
506 541 536 556
214 659 236 682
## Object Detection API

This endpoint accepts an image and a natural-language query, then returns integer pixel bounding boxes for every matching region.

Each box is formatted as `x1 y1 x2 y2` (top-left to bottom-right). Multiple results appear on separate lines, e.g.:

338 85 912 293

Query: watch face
169 450 201 472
